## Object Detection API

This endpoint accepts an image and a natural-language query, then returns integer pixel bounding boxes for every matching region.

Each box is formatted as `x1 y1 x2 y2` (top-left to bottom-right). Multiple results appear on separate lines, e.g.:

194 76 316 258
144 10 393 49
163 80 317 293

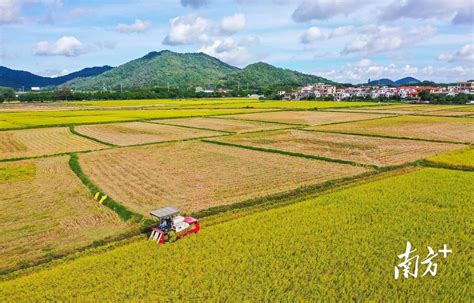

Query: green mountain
66 50 333 90
67 50 239 90
228 62 332 87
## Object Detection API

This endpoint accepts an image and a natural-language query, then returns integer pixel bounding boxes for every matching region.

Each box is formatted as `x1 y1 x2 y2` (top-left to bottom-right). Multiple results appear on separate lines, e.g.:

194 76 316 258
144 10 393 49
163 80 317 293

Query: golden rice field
1 168 471 301
314 115 474 143
426 146 474 169
0 156 133 272
213 129 464 167
156 117 287 133
0 108 272 130
75 122 221 146
0 127 105 160
65 99 383 109
77 141 369 216
217 110 389 125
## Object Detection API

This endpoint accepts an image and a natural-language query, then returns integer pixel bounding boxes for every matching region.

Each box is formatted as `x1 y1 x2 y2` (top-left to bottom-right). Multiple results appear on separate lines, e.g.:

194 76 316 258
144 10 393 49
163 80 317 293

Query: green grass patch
0 162 35 184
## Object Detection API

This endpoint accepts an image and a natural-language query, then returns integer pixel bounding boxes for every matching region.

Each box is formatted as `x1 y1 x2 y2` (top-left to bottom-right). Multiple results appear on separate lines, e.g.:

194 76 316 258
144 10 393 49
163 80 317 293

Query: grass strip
418 159 474 172
69 125 116 147
68 153 143 222
309 129 470 145
143 121 236 134
202 139 377 169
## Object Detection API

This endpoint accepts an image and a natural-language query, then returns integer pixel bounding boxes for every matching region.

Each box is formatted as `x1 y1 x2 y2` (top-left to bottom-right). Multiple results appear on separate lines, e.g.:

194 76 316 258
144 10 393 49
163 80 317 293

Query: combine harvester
149 207 200 244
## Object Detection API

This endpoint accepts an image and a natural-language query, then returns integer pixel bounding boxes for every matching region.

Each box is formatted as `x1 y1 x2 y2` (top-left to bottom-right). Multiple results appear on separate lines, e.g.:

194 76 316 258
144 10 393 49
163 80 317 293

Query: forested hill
65 50 334 89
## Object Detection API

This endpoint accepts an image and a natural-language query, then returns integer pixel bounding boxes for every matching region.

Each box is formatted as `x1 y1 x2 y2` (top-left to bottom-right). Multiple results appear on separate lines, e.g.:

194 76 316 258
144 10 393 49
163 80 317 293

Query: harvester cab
149 207 200 244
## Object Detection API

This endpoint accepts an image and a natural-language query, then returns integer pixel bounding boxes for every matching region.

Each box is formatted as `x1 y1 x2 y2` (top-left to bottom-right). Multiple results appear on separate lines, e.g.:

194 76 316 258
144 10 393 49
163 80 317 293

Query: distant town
281 81 474 101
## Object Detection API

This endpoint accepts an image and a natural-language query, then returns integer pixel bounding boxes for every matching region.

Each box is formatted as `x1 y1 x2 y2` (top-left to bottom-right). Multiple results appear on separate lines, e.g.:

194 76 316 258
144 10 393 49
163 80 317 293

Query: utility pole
120 84 123 94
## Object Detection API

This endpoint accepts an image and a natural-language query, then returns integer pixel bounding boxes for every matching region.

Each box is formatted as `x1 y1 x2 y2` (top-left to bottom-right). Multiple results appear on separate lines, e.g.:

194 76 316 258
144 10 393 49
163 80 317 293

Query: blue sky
1 0 473 83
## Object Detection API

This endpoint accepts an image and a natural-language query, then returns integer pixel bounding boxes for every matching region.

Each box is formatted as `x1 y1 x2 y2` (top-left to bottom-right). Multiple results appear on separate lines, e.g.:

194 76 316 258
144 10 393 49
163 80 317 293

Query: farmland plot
426 147 474 169
78 141 369 215
0 156 132 272
75 122 221 146
219 110 389 126
213 129 463 167
1 168 471 302
0 127 105 160
156 117 288 133
314 116 474 143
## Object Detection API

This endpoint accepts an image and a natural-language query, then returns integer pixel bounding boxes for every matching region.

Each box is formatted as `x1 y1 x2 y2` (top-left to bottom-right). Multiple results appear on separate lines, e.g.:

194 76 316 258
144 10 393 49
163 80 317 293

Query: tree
0 87 15 102
56 87 73 101
418 90 431 101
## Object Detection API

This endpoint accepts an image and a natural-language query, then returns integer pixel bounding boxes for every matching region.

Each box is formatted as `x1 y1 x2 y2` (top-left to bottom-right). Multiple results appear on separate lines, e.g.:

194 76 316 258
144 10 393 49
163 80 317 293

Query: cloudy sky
1 0 473 83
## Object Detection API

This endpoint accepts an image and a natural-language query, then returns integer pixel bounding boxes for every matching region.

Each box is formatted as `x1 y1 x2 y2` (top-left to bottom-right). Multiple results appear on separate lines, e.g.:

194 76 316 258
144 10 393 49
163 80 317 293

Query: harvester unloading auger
149 207 200 244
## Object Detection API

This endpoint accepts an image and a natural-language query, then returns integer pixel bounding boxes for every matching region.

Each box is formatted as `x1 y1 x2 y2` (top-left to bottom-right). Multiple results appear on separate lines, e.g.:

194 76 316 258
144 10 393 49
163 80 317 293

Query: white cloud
314 60 474 83
220 13 246 34
439 44 474 62
199 37 253 66
292 0 368 22
380 0 473 25
328 26 354 39
163 15 209 45
33 36 88 57
300 27 324 44
181 0 208 8
238 36 260 46
0 0 21 24
115 19 151 33
342 25 436 55
39 68 69 77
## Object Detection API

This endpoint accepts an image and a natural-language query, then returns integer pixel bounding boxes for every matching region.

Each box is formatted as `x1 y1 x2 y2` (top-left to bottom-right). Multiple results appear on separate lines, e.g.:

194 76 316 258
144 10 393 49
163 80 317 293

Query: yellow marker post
99 194 107 204
94 192 100 200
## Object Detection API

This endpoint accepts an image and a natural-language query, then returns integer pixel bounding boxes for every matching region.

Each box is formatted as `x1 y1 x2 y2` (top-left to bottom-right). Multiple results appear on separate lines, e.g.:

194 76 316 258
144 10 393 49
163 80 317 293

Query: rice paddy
314 115 474 143
213 129 464 167
75 122 221 146
0 156 133 272
0 127 106 160
78 141 370 216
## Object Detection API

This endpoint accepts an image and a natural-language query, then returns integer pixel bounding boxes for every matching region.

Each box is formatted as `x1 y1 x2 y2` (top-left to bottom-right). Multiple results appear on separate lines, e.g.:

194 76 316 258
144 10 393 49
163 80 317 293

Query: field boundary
69 125 117 147
144 120 236 134
306 129 470 145
418 159 474 172
68 153 143 222
202 139 377 169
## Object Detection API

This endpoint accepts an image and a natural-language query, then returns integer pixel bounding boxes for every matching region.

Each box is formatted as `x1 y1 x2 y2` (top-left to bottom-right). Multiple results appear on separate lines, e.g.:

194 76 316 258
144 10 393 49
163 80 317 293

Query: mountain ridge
0 65 113 89
368 77 421 86
64 50 333 90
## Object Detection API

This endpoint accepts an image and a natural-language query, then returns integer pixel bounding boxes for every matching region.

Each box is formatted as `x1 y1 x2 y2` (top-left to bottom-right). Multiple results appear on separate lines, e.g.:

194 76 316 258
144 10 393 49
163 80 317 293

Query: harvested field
156 117 288 133
314 116 474 143
213 129 463 167
218 110 389 126
79 141 369 215
75 122 221 146
0 127 106 160
0 156 132 272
